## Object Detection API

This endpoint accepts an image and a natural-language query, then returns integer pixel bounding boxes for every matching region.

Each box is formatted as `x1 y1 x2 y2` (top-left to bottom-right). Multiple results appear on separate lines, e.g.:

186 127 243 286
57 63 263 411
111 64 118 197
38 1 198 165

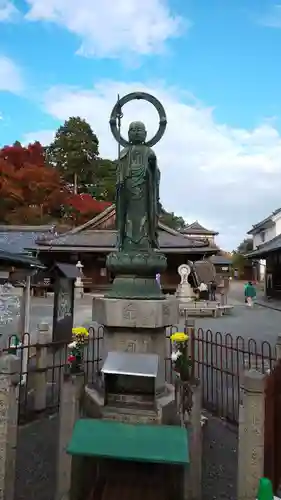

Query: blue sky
1 0 281 250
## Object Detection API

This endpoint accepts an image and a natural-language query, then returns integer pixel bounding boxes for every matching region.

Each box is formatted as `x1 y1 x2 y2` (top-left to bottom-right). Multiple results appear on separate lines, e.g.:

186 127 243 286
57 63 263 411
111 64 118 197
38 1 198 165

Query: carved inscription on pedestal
163 304 170 318
126 341 136 352
140 309 154 327
123 303 137 321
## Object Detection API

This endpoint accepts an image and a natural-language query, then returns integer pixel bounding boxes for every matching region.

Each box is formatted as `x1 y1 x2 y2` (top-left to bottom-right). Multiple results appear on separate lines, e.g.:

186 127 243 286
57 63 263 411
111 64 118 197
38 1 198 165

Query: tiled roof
247 208 281 235
0 250 44 268
36 228 215 252
33 205 218 253
181 221 218 236
0 225 54 253
210 255 232 265
246 234 281 258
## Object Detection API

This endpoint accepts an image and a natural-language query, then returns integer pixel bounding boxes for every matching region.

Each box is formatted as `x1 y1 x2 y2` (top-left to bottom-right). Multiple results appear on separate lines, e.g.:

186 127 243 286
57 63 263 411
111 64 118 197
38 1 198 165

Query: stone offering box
84 351 177 425
102 351 158 411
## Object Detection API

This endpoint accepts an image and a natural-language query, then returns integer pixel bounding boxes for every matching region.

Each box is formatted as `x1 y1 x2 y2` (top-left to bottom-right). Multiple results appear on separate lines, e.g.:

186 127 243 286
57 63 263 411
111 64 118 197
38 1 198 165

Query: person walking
244 281 256 307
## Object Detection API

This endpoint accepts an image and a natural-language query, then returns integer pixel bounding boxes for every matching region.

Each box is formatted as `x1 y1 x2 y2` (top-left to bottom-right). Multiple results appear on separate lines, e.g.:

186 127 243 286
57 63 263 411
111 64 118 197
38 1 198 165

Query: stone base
93 297 179 389
74 286 84 299
176 283 196 302
93 296 179 329
84 383 178 426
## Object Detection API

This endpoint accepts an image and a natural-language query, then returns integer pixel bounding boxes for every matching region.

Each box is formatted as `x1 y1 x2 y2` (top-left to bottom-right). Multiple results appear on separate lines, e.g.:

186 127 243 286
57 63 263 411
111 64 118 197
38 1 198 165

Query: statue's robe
116 144 160 251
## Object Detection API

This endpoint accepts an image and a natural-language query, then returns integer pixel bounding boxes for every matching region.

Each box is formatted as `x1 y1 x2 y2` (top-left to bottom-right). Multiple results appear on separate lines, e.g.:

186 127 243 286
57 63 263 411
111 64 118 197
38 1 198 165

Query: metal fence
165 319 276 423
193 328 276 423
3 322 277 426
4 326 103 425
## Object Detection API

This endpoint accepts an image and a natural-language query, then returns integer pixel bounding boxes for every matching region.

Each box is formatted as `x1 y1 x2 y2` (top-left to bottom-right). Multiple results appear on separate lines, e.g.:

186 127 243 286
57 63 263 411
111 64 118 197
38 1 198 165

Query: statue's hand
148 151 157 169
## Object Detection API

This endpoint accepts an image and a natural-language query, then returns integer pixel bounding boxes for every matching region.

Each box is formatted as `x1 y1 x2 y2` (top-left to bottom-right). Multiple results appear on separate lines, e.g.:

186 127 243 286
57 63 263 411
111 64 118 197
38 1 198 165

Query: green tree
231 237 253 278
160 204 187 230
86 158 117 202
237 237 253 254
45 117 99 193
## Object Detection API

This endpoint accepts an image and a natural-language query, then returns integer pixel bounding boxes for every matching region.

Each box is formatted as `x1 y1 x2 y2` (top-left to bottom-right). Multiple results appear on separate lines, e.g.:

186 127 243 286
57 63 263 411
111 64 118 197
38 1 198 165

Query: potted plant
67 326 89 374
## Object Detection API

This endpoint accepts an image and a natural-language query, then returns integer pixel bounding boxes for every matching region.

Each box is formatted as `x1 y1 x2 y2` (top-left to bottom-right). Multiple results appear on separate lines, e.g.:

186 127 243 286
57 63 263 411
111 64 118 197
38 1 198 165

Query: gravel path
15 416 59 500
202 414 238 500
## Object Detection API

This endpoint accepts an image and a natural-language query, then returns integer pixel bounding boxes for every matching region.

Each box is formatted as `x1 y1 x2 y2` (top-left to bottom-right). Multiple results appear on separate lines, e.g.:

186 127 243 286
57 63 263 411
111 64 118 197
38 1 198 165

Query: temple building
0 210 232 293
32 206 220 293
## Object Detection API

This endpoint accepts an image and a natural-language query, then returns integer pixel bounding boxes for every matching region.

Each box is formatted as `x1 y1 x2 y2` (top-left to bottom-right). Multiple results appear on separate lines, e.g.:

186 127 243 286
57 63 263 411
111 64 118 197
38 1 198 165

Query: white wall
253 226 276 249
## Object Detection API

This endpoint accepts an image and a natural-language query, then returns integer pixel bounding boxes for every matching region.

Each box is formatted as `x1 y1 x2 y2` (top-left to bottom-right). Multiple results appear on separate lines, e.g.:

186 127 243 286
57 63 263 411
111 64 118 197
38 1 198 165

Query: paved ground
2 280 281 348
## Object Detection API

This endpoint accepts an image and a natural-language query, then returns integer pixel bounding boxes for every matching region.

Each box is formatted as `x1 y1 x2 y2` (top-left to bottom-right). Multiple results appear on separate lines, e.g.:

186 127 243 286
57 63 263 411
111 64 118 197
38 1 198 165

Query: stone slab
84 383 176 426
92 297 179 328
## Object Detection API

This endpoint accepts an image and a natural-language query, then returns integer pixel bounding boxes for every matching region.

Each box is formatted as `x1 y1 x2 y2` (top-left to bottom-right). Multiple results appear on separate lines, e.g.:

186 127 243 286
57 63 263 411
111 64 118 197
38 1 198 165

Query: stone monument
176 264 196 304
93 91 179 392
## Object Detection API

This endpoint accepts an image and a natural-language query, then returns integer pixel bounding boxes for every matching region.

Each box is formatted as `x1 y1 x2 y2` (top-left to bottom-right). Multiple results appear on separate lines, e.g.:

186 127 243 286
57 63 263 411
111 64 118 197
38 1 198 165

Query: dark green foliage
86 158 117 202
45 116 99 188
237 238 253 254
159 204 187 230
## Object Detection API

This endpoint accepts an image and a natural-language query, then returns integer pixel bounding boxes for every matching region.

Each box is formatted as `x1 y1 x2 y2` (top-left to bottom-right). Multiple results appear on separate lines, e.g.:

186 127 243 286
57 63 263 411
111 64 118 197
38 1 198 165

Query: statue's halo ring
109 91 167 148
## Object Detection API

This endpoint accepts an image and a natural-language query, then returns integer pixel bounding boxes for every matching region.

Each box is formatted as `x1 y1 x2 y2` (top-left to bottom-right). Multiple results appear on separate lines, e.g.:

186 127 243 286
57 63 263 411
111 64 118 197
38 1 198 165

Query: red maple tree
66 193 112 224
0 142 67 224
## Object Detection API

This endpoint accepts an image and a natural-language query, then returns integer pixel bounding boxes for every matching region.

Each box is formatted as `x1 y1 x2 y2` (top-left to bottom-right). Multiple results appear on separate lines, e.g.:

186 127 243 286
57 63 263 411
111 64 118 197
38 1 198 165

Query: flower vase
175 378 193 418
68 352 83 374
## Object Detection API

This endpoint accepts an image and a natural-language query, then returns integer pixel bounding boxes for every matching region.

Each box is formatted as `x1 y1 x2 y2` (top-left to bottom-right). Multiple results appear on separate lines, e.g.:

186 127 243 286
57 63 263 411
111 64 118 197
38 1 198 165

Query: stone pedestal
93 296 178 390
237 370 266 500
176 264 196 308
177 283 196 302
56 373 84 500
0 354 20 500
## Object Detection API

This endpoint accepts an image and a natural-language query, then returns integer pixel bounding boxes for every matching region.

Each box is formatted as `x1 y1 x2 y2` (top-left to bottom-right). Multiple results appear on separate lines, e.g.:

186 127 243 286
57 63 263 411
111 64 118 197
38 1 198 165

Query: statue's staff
114 94 124 247
116 93 123 161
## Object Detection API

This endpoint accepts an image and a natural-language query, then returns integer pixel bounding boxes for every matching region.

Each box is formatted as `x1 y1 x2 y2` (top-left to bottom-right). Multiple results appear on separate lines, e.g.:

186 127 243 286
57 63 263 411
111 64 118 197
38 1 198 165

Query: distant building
180 221 218 245
247 208 281 297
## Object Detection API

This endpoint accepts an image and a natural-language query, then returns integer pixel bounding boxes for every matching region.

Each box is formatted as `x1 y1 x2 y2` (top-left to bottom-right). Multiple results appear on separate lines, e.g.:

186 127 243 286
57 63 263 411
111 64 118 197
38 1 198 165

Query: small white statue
178 264 191 285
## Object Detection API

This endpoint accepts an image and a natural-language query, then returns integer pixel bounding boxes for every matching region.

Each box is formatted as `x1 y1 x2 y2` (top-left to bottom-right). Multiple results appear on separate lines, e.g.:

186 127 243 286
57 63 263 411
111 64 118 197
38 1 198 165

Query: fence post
237 369 266 500
56 373 84 500
276 334 281 360
184 383 202 500
33 322 50 412
0 354 21 500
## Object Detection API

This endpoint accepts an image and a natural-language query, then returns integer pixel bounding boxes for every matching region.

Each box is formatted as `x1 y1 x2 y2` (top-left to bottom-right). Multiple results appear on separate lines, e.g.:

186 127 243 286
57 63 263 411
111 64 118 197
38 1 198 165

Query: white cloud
258 4 281 28
0 56 24 93
23 129 55 145
29 80 281 250
25 0 187 58
0 0 19 21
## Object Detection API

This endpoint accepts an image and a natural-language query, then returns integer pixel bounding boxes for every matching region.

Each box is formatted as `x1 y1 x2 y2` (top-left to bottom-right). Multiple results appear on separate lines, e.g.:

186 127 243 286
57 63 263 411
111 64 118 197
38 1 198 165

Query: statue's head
128 121 147 144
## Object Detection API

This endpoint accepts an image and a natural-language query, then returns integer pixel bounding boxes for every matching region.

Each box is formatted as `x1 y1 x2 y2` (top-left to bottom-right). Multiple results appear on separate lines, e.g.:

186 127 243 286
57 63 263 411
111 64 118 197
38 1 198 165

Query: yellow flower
72 327 89 336
170 332 189 343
